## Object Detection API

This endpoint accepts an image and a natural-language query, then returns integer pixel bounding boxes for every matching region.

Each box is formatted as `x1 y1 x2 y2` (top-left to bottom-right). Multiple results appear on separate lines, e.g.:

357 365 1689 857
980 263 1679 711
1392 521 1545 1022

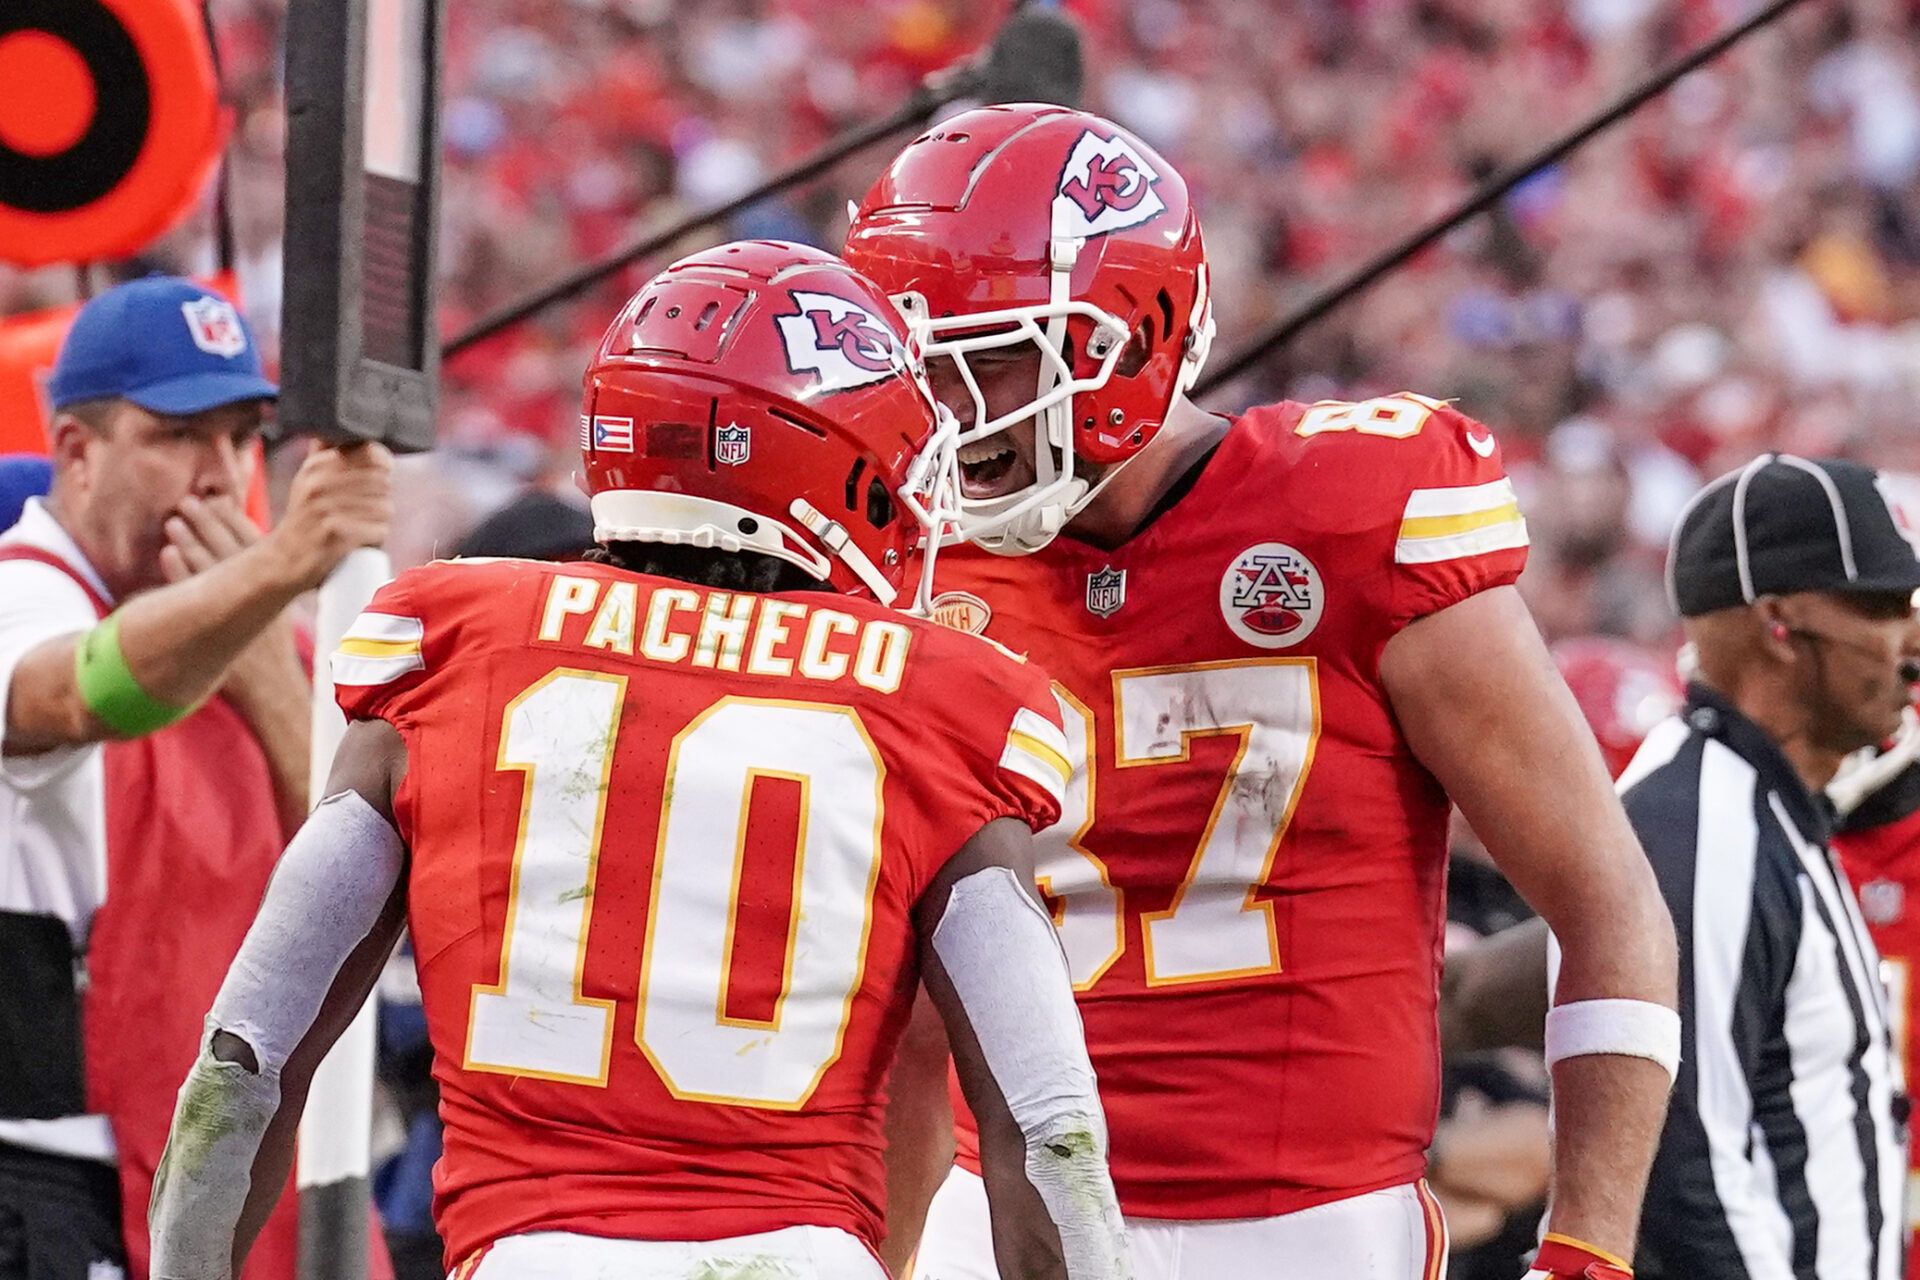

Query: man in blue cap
0 277 391 1280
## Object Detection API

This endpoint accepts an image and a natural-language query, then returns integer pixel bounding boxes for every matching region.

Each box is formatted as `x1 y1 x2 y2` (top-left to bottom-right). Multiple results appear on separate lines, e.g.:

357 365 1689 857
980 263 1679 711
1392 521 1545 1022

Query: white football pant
455 1225 886 1279
912 1167 1449 1280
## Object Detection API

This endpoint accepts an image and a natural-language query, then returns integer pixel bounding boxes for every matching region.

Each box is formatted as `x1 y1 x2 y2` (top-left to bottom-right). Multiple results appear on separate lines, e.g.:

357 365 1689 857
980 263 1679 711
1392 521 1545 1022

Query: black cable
441 87 950 358
1195 0 1818 399
443 3 1084 358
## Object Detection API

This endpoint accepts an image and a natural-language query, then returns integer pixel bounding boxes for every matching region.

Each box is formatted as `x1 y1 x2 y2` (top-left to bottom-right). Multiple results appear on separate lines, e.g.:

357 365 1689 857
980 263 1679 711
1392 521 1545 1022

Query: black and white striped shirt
1627 684 1905 1280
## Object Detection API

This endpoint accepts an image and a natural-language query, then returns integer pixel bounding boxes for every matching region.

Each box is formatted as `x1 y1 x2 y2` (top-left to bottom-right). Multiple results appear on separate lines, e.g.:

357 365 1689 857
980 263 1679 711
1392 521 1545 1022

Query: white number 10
465 673 884 1109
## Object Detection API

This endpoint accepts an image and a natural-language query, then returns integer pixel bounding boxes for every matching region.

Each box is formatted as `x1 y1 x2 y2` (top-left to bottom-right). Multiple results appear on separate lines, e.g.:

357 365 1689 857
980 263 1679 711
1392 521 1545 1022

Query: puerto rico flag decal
591 415 634 453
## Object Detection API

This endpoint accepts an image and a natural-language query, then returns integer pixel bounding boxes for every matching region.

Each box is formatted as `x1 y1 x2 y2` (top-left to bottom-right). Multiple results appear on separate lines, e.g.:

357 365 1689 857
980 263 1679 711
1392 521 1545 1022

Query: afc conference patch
1220 542 1324 648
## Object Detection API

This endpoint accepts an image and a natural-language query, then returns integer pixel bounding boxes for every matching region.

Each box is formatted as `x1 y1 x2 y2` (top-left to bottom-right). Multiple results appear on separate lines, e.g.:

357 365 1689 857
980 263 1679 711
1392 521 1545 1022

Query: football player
145 243 1131 1280
845 105 1679 1280
1830 709 1920 1278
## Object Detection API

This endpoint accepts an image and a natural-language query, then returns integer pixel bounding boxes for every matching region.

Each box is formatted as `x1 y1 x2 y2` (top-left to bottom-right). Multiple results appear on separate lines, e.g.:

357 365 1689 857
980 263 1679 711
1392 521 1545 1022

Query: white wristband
1544 997 1681 1083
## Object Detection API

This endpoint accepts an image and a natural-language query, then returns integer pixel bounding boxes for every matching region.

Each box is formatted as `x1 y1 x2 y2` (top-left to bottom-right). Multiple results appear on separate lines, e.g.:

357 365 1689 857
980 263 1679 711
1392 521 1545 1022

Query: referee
1628 454 1919 1280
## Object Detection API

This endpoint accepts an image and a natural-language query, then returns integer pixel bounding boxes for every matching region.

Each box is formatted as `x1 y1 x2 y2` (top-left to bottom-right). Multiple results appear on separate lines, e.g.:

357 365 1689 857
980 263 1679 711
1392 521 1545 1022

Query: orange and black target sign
0 0 220 267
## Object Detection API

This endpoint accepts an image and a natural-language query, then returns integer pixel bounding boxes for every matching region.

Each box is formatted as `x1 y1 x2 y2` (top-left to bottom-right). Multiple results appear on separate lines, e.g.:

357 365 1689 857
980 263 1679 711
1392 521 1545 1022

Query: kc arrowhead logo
775 290 907 393
1053 130 1167 240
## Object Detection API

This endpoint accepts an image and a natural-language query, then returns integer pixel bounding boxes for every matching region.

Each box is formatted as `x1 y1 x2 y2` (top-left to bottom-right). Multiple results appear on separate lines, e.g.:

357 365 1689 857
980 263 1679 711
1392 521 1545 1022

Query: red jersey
932 396 1529 1219
333 557 1065 1264
1833 762 1920 1276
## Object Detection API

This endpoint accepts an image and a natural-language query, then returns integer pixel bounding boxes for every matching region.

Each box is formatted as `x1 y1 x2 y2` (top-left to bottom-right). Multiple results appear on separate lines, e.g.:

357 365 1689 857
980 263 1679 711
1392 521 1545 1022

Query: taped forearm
149 790 404 1279
149 1030 282 1279
207 790 405 1067
934 867 1130 1280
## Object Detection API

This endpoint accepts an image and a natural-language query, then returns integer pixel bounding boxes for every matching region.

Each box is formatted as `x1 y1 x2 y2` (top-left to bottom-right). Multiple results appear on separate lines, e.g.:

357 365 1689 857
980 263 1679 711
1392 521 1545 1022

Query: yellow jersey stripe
1401 477 1519 519
335 636 423 659
1398 501 1524 541
998 744 1067 808
1007 728 1072 786
1393 518 1529 565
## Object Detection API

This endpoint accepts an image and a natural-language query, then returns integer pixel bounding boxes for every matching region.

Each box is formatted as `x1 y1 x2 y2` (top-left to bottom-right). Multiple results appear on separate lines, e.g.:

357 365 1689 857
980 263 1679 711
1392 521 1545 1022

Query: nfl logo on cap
181 296 248 359
716 422 751 466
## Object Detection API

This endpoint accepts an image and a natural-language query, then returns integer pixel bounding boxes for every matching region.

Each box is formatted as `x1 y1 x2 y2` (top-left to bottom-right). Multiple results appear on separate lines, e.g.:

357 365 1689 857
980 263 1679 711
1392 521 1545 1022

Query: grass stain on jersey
558 884 591 905
1232 756 1295 828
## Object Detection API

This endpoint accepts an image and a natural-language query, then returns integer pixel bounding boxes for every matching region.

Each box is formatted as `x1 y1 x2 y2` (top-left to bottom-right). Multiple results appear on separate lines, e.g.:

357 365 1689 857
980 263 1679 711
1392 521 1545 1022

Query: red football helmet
1552 637 1685 779
580 240 959 608
844 103 1213 553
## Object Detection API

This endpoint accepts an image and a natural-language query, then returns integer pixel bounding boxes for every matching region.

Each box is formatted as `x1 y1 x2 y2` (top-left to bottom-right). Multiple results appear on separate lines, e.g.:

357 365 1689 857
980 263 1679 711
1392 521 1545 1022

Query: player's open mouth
958 437 1029 499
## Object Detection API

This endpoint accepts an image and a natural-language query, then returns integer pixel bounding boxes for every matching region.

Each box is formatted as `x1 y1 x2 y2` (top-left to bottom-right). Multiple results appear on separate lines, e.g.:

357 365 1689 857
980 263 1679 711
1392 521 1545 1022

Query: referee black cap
1667 454 1920 617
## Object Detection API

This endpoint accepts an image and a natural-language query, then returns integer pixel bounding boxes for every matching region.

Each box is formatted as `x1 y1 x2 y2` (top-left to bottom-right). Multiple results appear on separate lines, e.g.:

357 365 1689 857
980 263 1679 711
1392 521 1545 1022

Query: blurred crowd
6 0 1920 651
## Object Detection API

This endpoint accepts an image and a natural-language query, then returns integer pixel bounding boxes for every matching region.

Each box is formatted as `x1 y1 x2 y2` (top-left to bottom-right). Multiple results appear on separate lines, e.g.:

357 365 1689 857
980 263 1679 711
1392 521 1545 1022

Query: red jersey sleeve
330 559 513 724
1377 400 1529 628
331 571 431 725
978 647 1069 834
917 629 1068 839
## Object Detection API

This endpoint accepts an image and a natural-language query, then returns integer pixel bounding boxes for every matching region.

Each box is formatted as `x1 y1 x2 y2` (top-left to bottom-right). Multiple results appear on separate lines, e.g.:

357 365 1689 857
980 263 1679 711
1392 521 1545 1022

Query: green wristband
74 613 194 736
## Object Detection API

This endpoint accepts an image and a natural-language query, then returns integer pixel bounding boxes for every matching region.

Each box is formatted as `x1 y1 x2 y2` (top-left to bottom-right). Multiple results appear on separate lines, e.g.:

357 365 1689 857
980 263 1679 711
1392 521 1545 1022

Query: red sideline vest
0 547 344 1280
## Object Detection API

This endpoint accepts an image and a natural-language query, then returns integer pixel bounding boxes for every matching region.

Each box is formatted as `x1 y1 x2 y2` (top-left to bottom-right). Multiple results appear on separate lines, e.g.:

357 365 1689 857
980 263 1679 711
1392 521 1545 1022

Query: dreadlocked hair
583 542 831 595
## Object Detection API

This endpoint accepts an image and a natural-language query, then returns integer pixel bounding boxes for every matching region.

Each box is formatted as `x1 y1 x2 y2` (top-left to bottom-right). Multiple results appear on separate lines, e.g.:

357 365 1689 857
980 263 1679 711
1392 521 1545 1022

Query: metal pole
295 546 392 1280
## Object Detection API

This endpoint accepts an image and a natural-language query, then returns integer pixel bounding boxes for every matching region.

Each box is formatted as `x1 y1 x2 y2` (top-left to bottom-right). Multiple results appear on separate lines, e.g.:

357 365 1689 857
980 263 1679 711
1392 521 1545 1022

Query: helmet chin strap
969 381 1201 556
789 499 899 607
973 479 1086 555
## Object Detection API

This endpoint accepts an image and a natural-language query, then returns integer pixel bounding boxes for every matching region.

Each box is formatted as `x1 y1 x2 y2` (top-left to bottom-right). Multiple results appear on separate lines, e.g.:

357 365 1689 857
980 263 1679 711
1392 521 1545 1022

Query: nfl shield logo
1862 878 1905 926
716 422 751 466
1085 566 1126 618
180 297 248 359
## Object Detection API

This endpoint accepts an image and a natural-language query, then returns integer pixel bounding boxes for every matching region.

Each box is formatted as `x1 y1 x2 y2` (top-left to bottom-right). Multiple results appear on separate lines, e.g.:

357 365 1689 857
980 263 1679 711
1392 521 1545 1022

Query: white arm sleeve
149 790 405 1280
0 561 96 786
933 866 1132 1280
